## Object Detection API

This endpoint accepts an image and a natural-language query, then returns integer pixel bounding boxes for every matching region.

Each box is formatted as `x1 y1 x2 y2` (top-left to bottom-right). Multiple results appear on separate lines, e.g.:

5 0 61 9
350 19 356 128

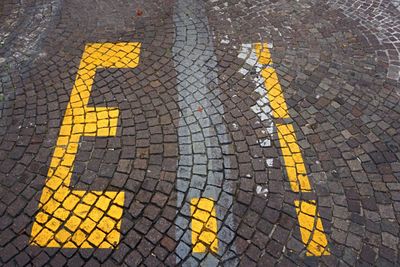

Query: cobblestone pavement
0 0 400 266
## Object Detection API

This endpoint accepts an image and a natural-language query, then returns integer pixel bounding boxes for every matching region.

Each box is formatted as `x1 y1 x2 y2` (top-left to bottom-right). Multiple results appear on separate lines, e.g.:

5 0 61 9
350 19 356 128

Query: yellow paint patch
276 123 311 192
294 201 330 256
253 43 289 119
253 43 271 65
261 68 289 119
190 198 218 253
30 42 141 248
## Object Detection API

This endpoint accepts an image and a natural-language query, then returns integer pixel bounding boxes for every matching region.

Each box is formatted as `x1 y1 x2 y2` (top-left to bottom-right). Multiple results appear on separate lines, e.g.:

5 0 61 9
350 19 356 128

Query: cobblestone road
0 0 400 266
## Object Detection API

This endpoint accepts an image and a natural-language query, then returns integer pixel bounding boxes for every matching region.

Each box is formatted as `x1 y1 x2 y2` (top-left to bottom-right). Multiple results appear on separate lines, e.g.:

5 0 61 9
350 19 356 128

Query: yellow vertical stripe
294 201 330 256
252 42 330 256
260 68 290 119
276 123 311 192
190 198 218 253
254 43 289 119
253 43 272 65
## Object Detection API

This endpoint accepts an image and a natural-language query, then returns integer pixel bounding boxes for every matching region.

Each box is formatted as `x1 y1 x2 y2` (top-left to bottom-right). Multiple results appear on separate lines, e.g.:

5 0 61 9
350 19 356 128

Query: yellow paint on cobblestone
254 43 289 119
253 42 330 256
190 198 218 253
261 68 290 119
30 42 141 248
253 43 272 65
276 123 311 192
295 201 330 256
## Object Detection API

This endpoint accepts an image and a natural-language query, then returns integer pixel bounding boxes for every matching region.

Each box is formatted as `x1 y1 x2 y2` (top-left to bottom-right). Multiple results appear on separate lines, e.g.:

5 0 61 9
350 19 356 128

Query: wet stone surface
0 0 400 266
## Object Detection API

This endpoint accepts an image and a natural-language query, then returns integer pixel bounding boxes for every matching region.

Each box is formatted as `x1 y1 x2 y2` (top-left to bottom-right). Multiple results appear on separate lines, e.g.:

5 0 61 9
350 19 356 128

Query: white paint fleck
238 68 249 75
251 105 261 114
266 158 274 167
256 185 269 197
221 35 230 44
259 139 271 147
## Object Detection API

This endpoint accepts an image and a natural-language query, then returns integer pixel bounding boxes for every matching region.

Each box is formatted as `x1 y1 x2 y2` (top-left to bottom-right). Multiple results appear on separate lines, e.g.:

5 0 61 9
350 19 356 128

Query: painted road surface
0 0 400 266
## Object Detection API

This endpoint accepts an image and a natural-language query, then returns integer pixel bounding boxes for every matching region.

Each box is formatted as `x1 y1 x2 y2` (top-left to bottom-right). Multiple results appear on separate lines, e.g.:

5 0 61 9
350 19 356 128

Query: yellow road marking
190 198 218 253
295 201 330 256
253 43 271 65
260 68 290 119
276 123 311 192
254 43 289 119
30 42 141 248
253 43 330 256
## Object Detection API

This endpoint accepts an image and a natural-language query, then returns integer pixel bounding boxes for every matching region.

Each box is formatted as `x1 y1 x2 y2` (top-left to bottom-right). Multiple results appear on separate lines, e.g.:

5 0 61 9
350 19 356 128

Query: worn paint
295 200 330 256
252 42 330 256
237 44 274 153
